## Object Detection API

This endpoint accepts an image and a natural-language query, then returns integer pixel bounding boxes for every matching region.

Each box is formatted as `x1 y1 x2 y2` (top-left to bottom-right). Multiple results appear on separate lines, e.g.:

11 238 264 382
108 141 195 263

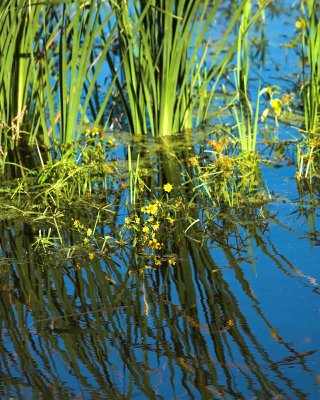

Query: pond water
1 158 319 400
1 2 320 400
1 147 319 400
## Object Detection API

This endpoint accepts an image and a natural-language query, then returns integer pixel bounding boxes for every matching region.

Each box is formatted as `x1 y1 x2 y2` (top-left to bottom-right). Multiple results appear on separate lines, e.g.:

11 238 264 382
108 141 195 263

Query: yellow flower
102 163 113 174
188 156 199 166
154 257 162 266
168 257 176 265
150 203 159 214
142 203 158 215
163 183 173 193
295 19 306 30
142 225 149 233
86 228 92 236
92 127 100 135
73 219 81 228
270 98 283 116
125 217 131 225
149 238 162 250
135 216 141 224
84 129 91 136
208 140 224 153
167 216 174 224
152 222 159 231
88 253 94 260
108 136 115 143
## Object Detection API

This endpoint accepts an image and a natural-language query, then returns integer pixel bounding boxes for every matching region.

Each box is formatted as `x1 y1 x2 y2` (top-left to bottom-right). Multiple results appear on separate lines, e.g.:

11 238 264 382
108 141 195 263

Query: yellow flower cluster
73 219 94 244
73 219 82 228
85 127 101 137
149 238 162 250
141 202 158 215
87 228 92 236
153 256 162 266
187 156 199 166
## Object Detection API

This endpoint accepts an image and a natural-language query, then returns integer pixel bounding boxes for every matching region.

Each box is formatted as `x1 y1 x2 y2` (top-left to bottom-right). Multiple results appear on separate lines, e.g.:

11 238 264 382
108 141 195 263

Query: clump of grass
10 127 120 207
295 0 320 181
231 1 269 156
298 0 320 134
0 1 118 169
198 150 266 208
110 0 269 136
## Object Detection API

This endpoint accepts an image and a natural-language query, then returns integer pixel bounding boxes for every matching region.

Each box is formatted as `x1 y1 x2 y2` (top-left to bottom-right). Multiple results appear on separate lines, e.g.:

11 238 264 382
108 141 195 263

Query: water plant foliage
0 0 271 162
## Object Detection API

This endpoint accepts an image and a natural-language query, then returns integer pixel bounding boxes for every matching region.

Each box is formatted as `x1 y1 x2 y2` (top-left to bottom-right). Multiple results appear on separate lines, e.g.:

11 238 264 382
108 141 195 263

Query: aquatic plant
295 0 320 181
110 0 269 136
0 0 118 171
231 0 268 156
299 0 320 134
0 0 43 173
35 1 119 156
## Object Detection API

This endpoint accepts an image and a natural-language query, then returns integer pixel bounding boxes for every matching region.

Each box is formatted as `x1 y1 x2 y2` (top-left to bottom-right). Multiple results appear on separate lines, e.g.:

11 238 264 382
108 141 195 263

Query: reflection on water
0 168 319 399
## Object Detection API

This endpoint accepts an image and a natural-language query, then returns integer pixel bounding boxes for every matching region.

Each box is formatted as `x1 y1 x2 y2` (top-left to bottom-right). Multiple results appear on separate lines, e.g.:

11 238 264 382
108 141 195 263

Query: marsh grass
1 0 270 177
0 0 272 206
0 1 43 172
295 0 320 181
299 0 320 135
0 0 118 170
36 1 119 153
231 1 271 157
110 0 270 136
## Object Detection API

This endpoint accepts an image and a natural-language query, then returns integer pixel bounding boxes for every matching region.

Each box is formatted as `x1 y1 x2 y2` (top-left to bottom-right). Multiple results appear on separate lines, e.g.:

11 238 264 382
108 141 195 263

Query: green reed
299 0 320 135
35 1 118 154
296 0 320 181
110 0 267 136
231 0 269 156
0 0 118 170
0 0 43 172
0 0 271 175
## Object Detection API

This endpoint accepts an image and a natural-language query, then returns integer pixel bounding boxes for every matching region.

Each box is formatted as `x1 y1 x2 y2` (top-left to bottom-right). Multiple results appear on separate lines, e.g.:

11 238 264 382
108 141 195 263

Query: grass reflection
0 150 313 399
